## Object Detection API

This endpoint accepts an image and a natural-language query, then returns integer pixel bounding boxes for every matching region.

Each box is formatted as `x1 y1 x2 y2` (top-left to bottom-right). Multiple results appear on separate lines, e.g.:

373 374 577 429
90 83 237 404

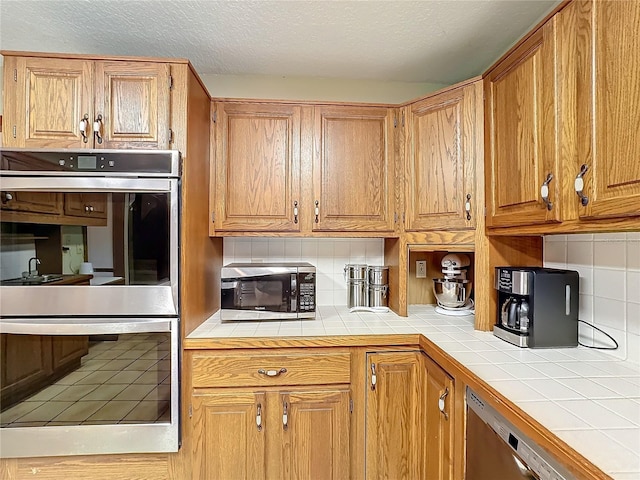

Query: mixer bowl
433 278 472 308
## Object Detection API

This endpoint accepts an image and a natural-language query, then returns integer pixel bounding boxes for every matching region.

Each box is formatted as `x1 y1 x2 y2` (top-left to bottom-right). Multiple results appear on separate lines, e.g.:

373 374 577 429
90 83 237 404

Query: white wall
0 241 36 280
201 74 446 104
223 237 384 306
544 233 640 363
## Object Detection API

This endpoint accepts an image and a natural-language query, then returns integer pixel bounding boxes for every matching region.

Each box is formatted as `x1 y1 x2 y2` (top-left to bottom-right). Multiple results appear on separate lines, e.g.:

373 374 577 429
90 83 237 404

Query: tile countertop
188 305 640 479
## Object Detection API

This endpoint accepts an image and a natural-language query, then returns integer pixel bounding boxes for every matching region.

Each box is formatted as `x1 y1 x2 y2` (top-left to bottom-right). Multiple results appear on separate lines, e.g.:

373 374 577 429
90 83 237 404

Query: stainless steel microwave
220 263 316 321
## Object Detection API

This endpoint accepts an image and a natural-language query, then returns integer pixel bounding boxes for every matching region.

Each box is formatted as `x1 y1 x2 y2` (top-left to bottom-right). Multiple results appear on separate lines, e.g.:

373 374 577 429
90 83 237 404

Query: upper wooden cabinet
405 81 482 231
211 102 302 232
574 0 640 220
3 55 171 150
312 106 396 233
485 16 562 228
64 193 108 219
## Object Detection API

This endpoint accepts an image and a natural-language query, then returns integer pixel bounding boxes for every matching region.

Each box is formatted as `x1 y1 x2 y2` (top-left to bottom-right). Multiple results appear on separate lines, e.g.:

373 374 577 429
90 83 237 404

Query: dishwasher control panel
466 388 574 480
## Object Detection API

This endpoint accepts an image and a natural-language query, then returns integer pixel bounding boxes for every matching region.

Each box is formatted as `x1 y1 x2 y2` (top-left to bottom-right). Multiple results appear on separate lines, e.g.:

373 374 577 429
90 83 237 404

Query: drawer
192 351 351 388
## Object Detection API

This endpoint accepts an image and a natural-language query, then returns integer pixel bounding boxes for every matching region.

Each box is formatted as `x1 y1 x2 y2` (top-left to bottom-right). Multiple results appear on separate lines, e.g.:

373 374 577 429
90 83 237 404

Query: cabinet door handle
540 173 554 211
257 368 287 377
438 387 449 420
79 114 90 143
371 363 377 391
293 200 299 224
574 164 590 206
465 193 472 221
282 400 289 430
93 114 104 145
256 403 262 431
314 200 319 223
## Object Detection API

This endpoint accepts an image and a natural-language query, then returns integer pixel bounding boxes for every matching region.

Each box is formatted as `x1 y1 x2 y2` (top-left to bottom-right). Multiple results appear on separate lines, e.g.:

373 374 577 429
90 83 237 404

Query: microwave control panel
298 273 316 312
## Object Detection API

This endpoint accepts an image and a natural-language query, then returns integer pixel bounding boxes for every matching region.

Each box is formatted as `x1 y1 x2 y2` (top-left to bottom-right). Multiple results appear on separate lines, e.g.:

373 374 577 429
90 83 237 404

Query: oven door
221 272 297 320
0 316 179 458
0 175 179 318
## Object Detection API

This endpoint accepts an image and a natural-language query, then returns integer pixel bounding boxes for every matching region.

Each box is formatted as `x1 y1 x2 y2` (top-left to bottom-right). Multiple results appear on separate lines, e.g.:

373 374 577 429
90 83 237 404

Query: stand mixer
433 253 474 316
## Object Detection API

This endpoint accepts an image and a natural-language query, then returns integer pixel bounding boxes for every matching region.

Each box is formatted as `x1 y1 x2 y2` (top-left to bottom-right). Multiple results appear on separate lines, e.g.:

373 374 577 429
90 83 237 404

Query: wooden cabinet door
94 61 171 149
405 82 481 231
485 18 562 227
3 56 93 148
213 103 302 232
1 191 63 215
51 336 89 370
574 0 640 219
276 389 350 480
365 351 425 479
421 353 454 480
312 106 395 232
64 193 108 219
191 391 267 480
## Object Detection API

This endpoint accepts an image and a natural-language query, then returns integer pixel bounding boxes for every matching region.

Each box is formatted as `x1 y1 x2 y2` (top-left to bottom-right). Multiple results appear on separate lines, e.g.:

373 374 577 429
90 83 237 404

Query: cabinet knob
282 400 289 430
314 200 319 224
293 201 299 224
370 363 377 391
93 114 104 145
79 114 90 143
256 403 262 431
2 192 13 203
540 173 554 211
574 164 590 206
465 193 472 221
438 387 449 420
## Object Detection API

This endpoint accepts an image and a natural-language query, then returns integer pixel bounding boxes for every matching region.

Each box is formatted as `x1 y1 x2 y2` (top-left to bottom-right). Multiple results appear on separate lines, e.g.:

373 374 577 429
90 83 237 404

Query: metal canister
368 284 388 307
347 279 367 309
344 264 368 281
367 266 389 286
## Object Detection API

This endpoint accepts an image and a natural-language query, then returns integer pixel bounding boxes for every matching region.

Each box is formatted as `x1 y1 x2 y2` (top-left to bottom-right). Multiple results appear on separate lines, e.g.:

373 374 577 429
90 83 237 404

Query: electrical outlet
416 261 427 278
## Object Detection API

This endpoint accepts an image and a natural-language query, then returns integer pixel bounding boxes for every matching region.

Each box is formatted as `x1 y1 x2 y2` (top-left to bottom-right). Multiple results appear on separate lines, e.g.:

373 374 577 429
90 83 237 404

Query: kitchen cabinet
189 350 351 480
211 102 396 235
0 191 63 216
2 55 171 150
211 102 302 232
484 15 562 228
312 105 396 233
64 193 108 219
404 81 482 231
573 0 640 220
364 350 453 480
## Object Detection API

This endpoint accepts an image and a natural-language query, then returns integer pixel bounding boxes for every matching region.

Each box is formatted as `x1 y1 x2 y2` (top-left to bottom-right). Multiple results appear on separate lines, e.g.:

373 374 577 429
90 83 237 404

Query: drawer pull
371 363 377 391
438 387 449 420
282 400 289 430
540 172 554 211
258 368 287 377
574 164 590 206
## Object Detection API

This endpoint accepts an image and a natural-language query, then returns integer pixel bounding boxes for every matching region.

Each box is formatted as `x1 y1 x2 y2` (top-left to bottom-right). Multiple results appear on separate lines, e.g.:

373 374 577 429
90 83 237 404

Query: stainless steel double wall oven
0 148 181 457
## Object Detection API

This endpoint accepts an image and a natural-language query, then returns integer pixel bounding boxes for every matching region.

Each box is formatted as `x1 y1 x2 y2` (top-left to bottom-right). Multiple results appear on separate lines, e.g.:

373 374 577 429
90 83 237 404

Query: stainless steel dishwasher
466 387 574 480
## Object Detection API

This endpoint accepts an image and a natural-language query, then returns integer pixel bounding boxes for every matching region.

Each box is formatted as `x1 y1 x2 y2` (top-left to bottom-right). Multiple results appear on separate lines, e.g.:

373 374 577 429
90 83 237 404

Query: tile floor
1 333 171 427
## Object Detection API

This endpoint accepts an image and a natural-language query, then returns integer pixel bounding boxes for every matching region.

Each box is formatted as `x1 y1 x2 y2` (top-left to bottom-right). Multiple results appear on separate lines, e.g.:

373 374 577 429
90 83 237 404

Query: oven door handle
0 176 174 193
0 317 174 335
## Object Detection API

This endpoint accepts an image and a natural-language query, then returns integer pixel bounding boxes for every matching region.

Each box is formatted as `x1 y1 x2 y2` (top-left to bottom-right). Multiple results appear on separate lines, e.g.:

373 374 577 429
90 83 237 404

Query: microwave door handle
291 274 297 312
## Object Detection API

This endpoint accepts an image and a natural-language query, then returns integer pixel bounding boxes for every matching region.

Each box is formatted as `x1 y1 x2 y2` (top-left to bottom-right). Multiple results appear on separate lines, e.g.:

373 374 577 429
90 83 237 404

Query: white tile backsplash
0 242 36 280
223 237 385 306
545 234 640 362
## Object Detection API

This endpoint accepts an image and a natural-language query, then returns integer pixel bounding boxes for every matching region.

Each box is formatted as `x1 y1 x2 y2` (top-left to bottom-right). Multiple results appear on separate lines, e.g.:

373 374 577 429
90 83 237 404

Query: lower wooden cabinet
191 388 350 480
365 350 454 480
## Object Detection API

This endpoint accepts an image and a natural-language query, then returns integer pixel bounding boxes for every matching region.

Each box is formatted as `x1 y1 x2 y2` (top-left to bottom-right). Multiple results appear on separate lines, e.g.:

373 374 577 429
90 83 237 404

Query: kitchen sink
2 274 64 285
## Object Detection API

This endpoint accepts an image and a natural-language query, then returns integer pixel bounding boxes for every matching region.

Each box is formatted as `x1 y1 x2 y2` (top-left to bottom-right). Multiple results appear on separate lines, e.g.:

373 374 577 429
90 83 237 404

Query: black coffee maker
494 267 579 348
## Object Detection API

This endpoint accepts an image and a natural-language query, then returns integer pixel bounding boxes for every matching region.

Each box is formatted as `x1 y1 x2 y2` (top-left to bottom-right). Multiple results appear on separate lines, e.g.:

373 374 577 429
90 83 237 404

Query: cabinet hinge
168 128 174 144
212 110 217 123
211 212 215 223
189 404 193 418
349 398 354 413
12 125 17 138
13 69 17 82
393 116 398 128
401 111 405 127
484 207 487 217
168 75 173 90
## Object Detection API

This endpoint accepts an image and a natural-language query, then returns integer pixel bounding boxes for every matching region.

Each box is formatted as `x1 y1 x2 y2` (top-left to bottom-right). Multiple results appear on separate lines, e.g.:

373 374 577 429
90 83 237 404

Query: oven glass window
0 191 172 287
0 332 171 427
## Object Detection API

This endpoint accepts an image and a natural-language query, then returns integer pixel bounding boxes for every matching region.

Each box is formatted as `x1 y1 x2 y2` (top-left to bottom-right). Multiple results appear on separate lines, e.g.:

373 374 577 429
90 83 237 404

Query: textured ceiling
0 0 559 84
